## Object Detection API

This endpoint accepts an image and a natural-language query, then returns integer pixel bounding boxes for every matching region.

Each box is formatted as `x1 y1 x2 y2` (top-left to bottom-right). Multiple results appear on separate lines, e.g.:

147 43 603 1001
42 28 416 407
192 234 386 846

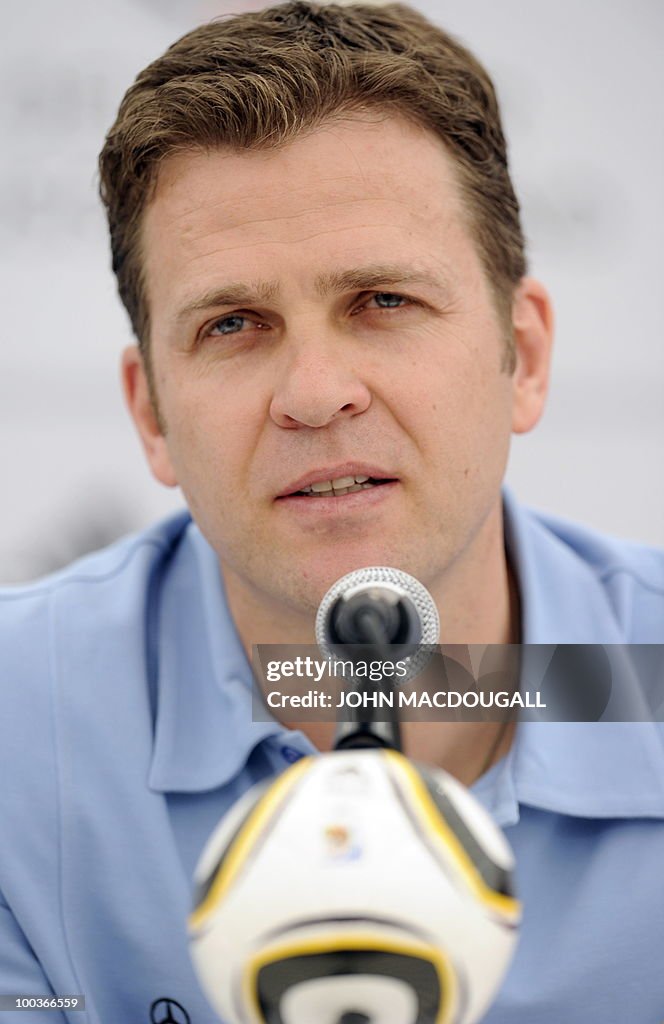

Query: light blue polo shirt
1 491 663 1024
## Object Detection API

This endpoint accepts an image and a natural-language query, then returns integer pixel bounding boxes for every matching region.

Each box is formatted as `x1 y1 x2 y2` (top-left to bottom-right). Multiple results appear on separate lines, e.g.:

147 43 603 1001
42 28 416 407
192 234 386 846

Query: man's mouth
294 475 392 497
277 466 398 500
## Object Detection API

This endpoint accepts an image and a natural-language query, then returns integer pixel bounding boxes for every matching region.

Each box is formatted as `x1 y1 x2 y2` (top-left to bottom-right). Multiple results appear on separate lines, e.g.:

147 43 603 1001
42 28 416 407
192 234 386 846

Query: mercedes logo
149 997 191 1024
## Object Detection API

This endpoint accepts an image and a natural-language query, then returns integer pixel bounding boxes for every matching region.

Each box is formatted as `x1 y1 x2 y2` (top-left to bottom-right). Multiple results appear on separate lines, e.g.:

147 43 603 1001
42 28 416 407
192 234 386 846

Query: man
1 2 663 1022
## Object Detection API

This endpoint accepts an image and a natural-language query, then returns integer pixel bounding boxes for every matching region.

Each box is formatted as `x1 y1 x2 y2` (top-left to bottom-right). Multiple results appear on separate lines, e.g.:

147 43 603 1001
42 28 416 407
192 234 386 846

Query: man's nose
269 334 372 429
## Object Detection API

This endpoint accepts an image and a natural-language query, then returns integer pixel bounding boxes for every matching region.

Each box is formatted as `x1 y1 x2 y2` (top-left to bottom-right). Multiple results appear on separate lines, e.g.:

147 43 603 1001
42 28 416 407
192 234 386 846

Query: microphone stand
332 605 403 754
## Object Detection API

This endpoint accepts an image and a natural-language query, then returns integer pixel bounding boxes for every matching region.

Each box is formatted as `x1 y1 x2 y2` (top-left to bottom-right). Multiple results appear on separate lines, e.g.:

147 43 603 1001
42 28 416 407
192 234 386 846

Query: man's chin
284 546 424 610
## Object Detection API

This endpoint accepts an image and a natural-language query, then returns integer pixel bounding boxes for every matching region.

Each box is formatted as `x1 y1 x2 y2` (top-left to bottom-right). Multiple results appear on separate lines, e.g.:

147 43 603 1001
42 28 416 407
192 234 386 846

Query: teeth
298 474 381 496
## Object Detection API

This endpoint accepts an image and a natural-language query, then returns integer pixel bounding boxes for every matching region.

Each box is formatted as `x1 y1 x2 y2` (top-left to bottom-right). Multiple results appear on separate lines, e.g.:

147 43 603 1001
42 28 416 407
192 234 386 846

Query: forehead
140 115 473 314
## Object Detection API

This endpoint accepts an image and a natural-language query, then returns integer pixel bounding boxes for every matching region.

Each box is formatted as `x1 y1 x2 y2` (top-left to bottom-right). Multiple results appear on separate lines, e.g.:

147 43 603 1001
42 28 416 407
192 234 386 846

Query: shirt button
281 744 304 764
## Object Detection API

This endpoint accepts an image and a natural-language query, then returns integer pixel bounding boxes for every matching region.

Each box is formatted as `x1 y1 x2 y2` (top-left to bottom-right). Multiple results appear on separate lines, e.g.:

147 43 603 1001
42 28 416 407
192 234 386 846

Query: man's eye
370 292 408 309
209 315 248 335
350 291 418 320
354 292 418 315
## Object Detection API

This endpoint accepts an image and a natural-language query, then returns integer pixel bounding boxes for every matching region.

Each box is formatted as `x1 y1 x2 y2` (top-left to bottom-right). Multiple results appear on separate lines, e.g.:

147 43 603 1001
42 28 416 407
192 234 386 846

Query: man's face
129 115 548 615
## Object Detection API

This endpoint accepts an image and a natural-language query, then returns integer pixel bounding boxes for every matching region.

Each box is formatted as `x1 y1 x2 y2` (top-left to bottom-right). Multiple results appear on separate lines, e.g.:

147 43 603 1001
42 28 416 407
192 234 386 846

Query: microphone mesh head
315 567 440 683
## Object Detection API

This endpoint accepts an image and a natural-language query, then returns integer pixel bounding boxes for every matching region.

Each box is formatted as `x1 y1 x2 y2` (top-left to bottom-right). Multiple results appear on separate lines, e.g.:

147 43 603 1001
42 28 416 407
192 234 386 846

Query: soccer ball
189 749 520 1024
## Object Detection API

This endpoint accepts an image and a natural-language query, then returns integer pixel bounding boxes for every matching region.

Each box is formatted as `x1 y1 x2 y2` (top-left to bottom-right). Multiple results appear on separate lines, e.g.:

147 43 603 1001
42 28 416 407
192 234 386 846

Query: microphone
315 565 440 668
315 568 440 751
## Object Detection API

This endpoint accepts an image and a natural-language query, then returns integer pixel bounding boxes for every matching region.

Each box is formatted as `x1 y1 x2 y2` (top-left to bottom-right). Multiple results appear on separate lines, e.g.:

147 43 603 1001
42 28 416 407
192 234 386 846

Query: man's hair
99 0 526 379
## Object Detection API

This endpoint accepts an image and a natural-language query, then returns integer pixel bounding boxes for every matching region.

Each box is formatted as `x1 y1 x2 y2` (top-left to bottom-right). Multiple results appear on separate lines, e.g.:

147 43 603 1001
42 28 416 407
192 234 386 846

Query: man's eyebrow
314 264 450 297
175 281 280 322
175 265 449 322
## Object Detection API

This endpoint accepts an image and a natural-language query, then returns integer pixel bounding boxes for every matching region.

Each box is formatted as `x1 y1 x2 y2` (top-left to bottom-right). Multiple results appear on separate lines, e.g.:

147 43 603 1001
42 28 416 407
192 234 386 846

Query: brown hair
99 0 526 379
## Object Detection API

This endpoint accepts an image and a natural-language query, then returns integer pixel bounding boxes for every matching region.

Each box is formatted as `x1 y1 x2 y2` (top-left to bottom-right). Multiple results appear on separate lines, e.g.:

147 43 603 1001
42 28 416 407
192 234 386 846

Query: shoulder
0 509 192 719
0 509 192 621
530 507 663 590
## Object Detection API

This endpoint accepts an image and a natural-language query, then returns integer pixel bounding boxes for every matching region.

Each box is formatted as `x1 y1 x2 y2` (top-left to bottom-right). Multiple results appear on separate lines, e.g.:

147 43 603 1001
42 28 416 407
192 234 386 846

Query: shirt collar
148 519 312 793
483 490 664 824
503 487 626 644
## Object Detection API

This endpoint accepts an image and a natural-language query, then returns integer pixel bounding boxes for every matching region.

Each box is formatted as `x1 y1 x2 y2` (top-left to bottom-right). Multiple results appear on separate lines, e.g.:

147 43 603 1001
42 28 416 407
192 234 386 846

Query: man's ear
510 277 554 434
121 345 178 487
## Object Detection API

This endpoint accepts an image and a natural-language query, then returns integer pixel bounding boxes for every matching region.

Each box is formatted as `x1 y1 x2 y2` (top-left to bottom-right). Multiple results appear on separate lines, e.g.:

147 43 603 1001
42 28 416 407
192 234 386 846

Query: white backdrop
1 0 662 582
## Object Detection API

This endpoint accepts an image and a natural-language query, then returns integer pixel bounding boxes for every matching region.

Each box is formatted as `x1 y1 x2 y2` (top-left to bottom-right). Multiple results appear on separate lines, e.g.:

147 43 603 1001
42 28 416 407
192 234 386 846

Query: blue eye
373 292 406 308
211 315 247 335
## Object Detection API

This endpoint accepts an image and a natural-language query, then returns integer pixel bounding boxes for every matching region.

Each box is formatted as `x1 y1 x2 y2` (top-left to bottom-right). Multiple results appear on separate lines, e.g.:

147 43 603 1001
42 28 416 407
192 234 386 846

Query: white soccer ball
189 749 520 1024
